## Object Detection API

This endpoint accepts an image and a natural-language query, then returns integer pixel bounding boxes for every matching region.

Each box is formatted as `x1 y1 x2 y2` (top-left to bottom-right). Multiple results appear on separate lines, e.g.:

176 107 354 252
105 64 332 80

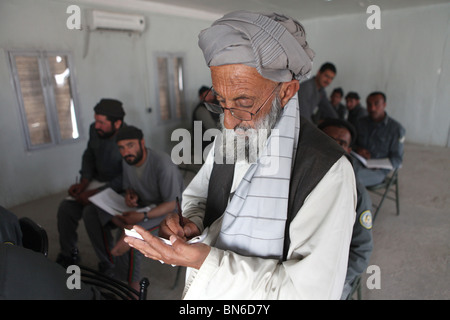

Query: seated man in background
298 62 339 124
330 87 347 120
83 125 184 290
354 92 406 186
56 99 126 267
318 118 373 299
125 11 356 299
345 91 367 128
192 85 220 152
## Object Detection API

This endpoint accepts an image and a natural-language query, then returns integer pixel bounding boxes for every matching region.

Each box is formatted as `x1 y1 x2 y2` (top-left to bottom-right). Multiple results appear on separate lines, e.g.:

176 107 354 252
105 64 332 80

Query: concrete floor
8 142 450 300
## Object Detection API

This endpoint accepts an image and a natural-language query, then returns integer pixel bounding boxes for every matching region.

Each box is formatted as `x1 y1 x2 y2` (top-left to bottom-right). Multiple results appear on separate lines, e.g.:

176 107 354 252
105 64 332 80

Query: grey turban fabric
198 11 315 82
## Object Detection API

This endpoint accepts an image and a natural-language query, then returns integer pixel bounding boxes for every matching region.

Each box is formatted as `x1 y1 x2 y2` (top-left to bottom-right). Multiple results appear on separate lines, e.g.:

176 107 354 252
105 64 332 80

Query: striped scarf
215 94 300 259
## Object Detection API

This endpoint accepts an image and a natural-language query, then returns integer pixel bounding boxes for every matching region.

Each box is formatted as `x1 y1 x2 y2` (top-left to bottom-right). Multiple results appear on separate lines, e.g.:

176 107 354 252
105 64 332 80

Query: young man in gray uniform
297 62 339 124
345 91 368 128
319 118 374 299
354 92 406 187
56 99 125 267
83 125 184 290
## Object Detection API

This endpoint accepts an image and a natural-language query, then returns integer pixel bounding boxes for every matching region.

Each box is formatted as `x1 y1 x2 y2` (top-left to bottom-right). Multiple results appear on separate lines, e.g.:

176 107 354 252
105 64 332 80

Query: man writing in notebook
83 125 184 290
56 98 125 267
353 91 406 186
125 11 356 299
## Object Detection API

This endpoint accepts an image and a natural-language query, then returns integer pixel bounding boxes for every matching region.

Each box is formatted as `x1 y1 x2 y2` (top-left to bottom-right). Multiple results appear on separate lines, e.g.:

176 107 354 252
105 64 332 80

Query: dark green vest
204 117 345 260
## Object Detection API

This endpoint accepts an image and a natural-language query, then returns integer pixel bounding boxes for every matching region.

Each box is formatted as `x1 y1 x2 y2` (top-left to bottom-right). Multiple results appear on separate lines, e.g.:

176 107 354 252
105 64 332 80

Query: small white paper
124 228 209 267
123 228 208 245
124 228 144 240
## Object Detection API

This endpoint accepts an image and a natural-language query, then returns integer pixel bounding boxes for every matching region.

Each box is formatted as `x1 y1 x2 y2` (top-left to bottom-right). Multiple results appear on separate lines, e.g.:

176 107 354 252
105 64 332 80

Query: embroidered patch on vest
359 210 373 229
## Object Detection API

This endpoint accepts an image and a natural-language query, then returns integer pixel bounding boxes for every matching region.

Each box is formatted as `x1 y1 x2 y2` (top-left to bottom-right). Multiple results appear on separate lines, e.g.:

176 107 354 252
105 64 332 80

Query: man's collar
371 112 389 126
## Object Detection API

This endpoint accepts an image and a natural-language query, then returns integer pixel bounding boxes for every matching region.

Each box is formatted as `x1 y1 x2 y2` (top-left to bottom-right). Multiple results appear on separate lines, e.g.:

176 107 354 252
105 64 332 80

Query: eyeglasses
203 82 282 121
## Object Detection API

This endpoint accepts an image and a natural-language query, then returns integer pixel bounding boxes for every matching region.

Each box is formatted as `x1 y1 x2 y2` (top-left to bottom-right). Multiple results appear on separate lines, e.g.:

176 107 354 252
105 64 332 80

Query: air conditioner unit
89 10 145 33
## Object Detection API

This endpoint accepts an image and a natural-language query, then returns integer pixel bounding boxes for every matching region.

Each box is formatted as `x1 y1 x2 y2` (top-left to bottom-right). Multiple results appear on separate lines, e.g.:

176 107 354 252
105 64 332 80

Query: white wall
301 3 450 147
1 1 449 207
0 0 212 207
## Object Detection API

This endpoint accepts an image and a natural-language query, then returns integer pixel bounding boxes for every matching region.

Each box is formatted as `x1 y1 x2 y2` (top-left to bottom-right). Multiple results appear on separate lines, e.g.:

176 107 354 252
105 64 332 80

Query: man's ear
114 120 123 130
280 80 300 107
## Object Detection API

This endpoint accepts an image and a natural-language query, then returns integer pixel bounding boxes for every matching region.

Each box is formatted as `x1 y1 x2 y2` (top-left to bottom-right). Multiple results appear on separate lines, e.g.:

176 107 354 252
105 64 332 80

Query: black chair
79 265 149 300
367 168 400 221
19 217 48 257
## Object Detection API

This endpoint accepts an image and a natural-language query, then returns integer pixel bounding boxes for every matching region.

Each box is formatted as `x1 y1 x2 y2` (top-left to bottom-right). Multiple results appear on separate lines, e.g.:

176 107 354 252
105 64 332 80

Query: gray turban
198 11 315 82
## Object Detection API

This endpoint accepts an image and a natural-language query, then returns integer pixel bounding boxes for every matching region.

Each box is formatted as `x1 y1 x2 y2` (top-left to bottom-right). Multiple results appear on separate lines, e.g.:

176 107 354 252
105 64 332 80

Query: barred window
155 53 185 121
8 51 81 150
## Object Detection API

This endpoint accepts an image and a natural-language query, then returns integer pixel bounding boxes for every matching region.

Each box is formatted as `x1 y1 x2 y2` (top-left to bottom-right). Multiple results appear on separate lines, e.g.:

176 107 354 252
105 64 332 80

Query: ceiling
136 0 450 21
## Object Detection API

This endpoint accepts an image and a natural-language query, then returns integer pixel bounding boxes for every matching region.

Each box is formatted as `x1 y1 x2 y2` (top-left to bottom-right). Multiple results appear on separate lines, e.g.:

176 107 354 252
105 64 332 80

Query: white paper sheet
88 188 152 215
351 151 393 170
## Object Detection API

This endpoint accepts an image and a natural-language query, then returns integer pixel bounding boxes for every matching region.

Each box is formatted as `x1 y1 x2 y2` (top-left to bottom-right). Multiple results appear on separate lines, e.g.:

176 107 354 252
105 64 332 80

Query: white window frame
8 50 82 151
154 52 186 123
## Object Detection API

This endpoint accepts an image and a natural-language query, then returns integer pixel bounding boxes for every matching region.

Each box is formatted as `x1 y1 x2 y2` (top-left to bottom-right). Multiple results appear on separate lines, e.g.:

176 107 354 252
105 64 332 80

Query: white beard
218 97 283 164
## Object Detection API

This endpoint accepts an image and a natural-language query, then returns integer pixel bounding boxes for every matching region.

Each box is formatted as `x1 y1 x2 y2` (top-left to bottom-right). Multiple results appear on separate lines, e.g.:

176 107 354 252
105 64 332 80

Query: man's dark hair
319 62 337 74
198 86 210 96
332 87 343 97
318 118 357 147
105 115 124 128
94 98 125 125
116 125 144 143
368 91 386 103
345 91 360 100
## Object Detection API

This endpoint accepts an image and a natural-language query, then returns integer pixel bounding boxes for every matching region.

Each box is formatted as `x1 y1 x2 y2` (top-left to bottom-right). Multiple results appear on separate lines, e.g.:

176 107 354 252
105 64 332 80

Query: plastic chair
367 168 400 221
19 217 49 257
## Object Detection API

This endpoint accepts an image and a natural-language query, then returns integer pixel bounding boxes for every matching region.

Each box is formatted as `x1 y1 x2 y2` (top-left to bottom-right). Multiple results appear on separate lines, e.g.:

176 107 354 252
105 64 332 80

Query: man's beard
124 144 144 166
96 128 116 140
218 97 283 164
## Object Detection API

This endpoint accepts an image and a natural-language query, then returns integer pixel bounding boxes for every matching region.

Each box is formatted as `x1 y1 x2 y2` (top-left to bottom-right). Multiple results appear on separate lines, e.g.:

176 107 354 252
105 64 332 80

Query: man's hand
355 147 371 159
75 188 98 206
125 188 139 208
117 211 145 226
159 212 201 241
68 178 89 197
124 225 210 269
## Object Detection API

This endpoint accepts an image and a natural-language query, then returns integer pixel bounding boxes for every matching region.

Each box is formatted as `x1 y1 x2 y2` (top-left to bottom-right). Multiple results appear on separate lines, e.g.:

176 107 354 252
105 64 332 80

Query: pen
176 196 184 227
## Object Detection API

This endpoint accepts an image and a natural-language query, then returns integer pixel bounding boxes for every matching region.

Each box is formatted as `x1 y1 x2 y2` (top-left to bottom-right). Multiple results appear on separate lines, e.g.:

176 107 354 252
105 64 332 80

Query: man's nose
223 110 243 129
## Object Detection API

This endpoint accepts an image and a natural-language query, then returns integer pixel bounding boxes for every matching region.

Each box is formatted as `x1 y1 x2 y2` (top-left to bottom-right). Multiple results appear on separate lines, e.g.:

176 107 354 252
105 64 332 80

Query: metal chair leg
395 178 400 216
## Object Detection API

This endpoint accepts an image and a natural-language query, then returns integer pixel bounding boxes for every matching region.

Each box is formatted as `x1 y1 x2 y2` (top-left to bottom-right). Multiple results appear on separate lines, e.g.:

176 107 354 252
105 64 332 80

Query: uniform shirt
334 102 348 120
80 123 124 192
355 113 406 169
347 104 368 128
298 77 338 123
341 158 374 299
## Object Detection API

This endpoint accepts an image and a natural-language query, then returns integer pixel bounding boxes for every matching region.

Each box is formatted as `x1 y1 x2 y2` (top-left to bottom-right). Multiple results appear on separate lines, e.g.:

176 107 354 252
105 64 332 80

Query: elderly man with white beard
124 11 356 299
